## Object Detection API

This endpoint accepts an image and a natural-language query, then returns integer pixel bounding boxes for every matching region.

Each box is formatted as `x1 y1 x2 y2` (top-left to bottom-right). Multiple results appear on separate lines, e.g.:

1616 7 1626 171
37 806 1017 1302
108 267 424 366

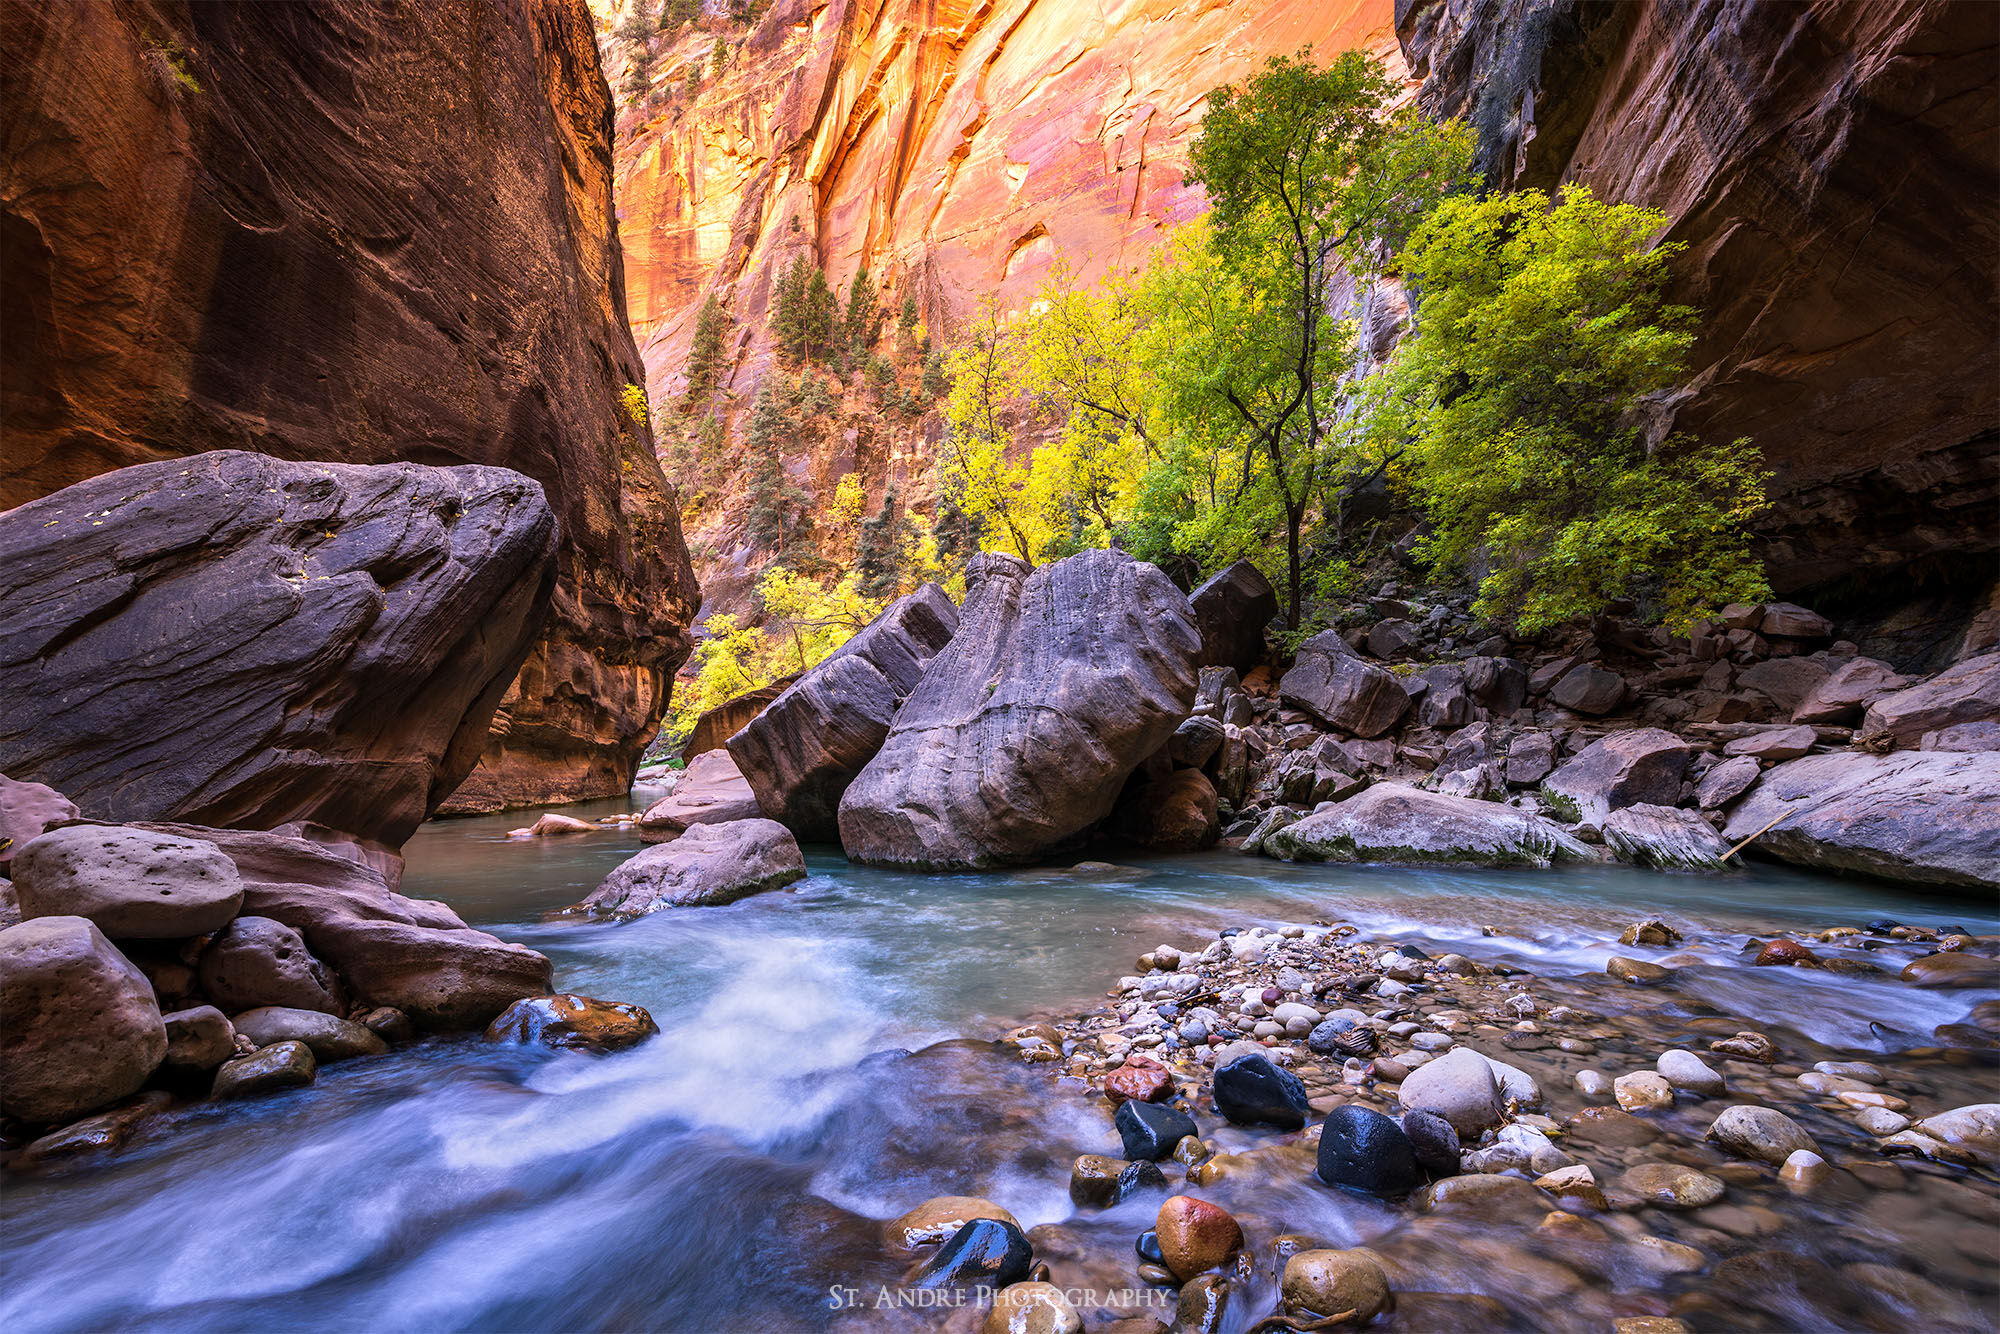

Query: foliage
1372 185 1770 631
857 488 918 597
660 0 700 29
683 294 729 412
742 381 813 564
844 268 881 357
773 255 841 365
618 382 650 429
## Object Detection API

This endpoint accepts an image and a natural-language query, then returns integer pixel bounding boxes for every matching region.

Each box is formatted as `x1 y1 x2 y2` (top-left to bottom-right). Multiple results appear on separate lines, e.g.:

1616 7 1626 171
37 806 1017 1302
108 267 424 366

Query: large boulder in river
1278 632 1411 738
636 750 761 838
728 585 959 843
1723 750 2000 889
1602 804 1731 871
1189 559 1278 672
839 550 1202 869
1267 783 1592 868
11 825 243 939
0 775 78 870
0 452 557 863
1861 653 2000 746
1541 729 1691 825
0 916 167 1124
133 823 552 1028
580 819 807 916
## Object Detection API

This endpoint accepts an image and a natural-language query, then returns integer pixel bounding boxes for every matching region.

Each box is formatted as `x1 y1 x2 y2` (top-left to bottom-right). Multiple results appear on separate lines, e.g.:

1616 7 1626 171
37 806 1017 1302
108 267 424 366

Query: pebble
1316 1105 1421 1196
1212 1051 1310 1129
1778 1149 1831 1192
1115 1098 1196 1161
1813 1060 1883 1084
1573 1070 1611 1098
1836 1089 1907 1111
1708 1031 1778 1063
1280 1249 1392 1322
1615 1071 1675 1112
1796 1070 1870 1096
1852 1105 1911 1136
211 1040 316 1100
1154 1195 1243 1282
1656 1049 1726 1097
980 1281 1080 1334
1619 1162 1726 1210
1607 957 1672 985
1709 1104 1818 1166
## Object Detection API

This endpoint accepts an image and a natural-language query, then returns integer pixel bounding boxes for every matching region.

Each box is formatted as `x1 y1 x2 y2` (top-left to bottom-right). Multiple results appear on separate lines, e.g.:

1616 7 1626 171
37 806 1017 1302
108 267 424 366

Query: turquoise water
2 800 1993 1332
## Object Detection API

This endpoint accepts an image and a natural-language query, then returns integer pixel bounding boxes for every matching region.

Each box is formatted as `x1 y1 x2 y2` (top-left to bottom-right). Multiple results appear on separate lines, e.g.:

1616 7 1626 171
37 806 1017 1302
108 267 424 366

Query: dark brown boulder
0 452 556 865
1398 0 2000 593
728 585 959 842
839 550 1202 869
1112 770 1221 852
1 0 699 812
0 916 167 1125
1189 560 1278 672
132 823 552 1028
682 677 797 759
1278 632 1412 739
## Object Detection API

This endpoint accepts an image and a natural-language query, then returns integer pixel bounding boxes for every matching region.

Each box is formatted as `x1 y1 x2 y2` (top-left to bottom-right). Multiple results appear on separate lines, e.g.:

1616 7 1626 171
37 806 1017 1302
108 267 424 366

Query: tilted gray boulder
0 916 167 1124
0 451 557 863
1189 559 1278 672
1278 632 1411 739
1541 728 1691 824
579 818 807 916
1723 750 2000 889
1861 653 2000 745
727 585 958 842
1267 783 1592 868
12 824 244 938
839 550 1202 869
1602 804 1732 871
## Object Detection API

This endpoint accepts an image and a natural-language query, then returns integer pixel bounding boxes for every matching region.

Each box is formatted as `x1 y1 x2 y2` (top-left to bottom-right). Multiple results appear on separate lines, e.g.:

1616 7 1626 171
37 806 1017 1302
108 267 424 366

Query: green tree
742 381 813 563
844 267 880 356
660 0 700 28
1181 50 1474 625
857 487 912 597
683 294 729 412
1373 185 1770 631
773 254 841 365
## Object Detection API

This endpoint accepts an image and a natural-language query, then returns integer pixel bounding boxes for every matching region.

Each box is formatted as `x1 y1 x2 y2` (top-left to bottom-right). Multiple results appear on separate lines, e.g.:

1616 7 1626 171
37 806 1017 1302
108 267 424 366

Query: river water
3 797 1995 1332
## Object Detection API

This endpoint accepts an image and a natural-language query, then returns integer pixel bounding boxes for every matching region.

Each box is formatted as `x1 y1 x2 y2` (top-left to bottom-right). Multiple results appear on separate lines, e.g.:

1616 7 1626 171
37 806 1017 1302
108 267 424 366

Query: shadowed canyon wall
1396 0 2000 597
1 0 700 813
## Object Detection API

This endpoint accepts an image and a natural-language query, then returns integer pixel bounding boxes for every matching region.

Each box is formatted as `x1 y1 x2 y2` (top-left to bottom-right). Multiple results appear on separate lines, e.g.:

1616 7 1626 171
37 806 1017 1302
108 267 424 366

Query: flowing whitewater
2 800 1994 1333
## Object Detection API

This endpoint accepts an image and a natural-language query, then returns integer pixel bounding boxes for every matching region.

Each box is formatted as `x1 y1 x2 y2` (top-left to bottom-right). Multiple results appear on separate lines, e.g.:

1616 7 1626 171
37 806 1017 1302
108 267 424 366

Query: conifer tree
844 268 880 357
682 294 729 412
743 381 812 563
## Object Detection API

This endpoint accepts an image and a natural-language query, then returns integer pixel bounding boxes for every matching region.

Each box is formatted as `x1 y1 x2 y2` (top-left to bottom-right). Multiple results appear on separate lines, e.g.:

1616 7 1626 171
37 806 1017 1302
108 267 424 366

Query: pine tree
773 255 840 366
899 291 919 336
683 294 729 412
743 381 812 563
844 267 880 356
857 487 903 597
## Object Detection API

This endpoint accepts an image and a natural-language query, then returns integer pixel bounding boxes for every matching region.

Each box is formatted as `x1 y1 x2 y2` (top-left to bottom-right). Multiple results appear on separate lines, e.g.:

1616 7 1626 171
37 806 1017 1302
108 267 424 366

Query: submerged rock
1268 782 1590 868
0 916 167 1124
1723 750 2000 888
1281 1249 1392 1322
12 825 244 939
483 995 658 1053
581 819 806 916
1709 1104 1817 1165
727 585 958 842
839 550 1201 869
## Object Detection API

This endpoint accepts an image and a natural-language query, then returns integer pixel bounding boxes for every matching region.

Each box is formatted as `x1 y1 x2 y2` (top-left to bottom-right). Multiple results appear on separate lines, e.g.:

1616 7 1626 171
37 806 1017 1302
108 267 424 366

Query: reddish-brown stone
1104 1055 1175 1106
1754 939 1821 968
1154 1194 1245 1282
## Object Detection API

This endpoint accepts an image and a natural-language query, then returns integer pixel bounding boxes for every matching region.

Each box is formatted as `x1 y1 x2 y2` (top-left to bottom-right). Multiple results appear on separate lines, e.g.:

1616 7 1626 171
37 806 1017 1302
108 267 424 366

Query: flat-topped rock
1269 782 1591 868
580 818 806 916
637 750 761 838
12 825 243 939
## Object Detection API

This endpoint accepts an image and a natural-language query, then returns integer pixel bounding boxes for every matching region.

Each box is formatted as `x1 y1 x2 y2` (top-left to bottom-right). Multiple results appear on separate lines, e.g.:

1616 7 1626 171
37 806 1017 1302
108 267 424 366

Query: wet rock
1723 724 1819 761
1619 918 1683 947
1316 1105 1422 1195
151 824 551 1029
1535 1164 1605 1209
1710 1104 1817 1165
1728 750 1999 888
234 1006 389 1062
886 1197 1019 1251
199 915 345 1015
1068 1154 1129 1207
1171 1274 1231 1333
1111 770 1221 852
211 1038 316 1099
1619 1162 1725 1209
1778 1148 1831 1191
1853 1106 1910 1136
980 1281 1081 1334
1212 1051 1310 1129
11 825 244 939
1902 951 2000 988
1606 957 1673 985
1105 1055 1176 1105
1421 1172 1549 1213
726 585 959 841
0 775 79 872
525 813 596 836
1710 1251 1860 1327
0 916 166 1124
160 1005 235 1071
1154 1195 1242 1281
1280 1249 1391 1322
1565 1107 1660 1148
909 1217 1033 1291
1615 1071 1675 1112
1395 1047 1504 1136
1753 938 1819 967
1603 804 1732 871
1657 1049 1726 1097
1541 729 1690 824
1277 632 1411 739
1116 1098 1196 1161
1548 663 1627 715
1709 1031 1779 1063
1267 782 1589 868
1909 1104 2000 1166
581 818 806 916
1190 560 1278 673
1695 755 1762 809
635 750 762 837
1573 1070 1611 1099
10 1091 174 1169
1792 657 1913 725
483 994 658 1053
1861 652 2000 745
361 1007 414 1044
840 551 1200 869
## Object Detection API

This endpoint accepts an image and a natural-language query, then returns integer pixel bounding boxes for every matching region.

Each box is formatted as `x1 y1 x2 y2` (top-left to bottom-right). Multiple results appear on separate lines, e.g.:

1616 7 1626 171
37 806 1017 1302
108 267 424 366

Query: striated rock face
1396 0 2000 594
2 0 699 811
0 453 556 864
839 550 1202 869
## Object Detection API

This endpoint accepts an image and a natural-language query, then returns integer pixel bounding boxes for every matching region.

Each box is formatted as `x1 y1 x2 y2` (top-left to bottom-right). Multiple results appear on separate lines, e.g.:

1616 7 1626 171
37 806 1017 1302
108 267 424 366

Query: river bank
2 806 1994 1332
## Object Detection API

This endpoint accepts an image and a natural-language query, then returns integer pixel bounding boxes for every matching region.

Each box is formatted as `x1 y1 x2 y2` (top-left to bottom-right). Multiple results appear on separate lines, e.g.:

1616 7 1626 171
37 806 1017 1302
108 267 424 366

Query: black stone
1400 1108 1461 1178
1866 919 1900 933
1117 1098 1198 1160
1116 1159 1171 1202
1136 1229 1165 1266
1212 1052 1311 1130
910 1218 1033 1292
1316 1105 1422 1196
1397 945 1431 960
